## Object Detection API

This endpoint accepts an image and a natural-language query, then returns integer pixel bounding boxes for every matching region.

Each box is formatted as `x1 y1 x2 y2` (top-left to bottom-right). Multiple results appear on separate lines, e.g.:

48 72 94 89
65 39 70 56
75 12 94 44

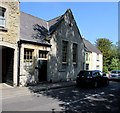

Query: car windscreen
79 71 92 77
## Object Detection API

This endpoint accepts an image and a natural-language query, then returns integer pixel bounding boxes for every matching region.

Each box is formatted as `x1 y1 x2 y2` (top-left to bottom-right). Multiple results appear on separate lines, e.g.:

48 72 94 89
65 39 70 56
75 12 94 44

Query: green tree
109 58 119 70
95 38 112 73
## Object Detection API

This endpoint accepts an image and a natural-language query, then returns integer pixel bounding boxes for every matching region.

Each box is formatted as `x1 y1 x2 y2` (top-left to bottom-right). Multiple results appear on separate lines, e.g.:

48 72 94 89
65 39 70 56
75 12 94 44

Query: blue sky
20 2 118 44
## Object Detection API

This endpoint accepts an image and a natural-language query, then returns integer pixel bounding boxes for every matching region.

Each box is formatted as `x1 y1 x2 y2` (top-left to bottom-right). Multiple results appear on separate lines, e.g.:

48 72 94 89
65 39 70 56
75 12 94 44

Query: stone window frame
24 48 34 63
72 43 78 64
0 7 6 28
39 50 48 59
62 40 68 64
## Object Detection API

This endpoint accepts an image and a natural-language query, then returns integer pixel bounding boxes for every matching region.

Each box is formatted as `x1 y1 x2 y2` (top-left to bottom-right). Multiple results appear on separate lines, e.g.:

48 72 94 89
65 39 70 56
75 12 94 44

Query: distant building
83 38 103 71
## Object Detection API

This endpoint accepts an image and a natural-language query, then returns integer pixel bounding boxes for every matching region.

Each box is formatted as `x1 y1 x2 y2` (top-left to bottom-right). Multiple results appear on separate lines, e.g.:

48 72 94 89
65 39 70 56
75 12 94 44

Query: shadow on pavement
28 81 120 113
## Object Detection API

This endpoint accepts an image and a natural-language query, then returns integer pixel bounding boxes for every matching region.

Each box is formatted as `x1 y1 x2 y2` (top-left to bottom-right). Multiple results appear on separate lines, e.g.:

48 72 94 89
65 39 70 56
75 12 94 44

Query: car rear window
79 71 92 77
111 70 120 74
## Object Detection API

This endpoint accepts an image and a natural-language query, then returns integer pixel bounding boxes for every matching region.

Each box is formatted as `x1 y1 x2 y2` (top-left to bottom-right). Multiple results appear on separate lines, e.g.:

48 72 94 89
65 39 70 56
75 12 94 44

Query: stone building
0 0 20 86
19 9 84 86
0 1 85 86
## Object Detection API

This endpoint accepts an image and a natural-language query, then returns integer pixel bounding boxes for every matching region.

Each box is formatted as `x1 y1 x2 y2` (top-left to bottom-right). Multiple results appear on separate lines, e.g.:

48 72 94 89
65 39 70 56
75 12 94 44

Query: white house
83 38 103 72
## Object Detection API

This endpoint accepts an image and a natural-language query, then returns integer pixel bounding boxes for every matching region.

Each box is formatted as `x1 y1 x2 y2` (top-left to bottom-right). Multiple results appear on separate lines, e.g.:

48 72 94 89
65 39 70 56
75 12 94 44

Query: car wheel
94 81 98 88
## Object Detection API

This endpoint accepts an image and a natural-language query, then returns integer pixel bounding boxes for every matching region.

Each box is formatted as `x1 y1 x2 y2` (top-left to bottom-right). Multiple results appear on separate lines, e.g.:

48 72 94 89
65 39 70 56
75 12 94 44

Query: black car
76 70 109 88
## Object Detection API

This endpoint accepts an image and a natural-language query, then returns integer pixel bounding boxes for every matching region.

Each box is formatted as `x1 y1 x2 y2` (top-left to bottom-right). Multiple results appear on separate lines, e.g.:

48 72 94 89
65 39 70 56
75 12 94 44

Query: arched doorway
1 46 14 85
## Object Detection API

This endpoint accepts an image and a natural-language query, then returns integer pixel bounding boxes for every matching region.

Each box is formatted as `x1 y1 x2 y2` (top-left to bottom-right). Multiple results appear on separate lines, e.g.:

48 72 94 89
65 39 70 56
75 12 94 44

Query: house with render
83 38 103 71
1 1 85 86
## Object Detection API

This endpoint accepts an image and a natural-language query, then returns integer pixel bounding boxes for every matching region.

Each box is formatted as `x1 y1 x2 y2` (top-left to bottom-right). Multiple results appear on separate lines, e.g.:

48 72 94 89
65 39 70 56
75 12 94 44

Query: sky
20 2 118 44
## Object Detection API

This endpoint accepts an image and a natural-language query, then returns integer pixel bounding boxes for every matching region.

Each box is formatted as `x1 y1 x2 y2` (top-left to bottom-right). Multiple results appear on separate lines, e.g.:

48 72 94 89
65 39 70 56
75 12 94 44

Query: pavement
1 81 76 99
28 80 76 93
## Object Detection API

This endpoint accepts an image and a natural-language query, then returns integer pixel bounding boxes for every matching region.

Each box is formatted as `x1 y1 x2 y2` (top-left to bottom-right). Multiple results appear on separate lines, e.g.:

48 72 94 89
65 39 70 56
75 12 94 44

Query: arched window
0 7 6 27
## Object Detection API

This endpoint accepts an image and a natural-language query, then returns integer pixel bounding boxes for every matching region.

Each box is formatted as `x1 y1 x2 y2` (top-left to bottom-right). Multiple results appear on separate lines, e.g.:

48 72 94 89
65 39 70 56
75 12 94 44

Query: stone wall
0 1 20 86
19 43 51 86
0 1 20 44
47 10 84 82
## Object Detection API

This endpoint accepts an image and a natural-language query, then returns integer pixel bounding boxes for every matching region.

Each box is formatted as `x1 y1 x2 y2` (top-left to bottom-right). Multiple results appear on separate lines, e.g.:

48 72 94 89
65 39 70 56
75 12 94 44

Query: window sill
0 27 8 32
73 62 77 67
62 62 68 65
73 62 77 65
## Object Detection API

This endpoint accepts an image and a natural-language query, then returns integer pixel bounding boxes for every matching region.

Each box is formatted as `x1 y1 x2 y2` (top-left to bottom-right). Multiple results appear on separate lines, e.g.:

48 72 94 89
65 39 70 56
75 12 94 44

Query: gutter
17 41 21 86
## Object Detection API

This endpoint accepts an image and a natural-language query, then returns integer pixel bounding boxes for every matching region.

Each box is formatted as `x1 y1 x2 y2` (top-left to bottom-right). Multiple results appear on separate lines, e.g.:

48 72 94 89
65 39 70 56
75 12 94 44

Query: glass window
97 54 99 61
86 64 89 70
62 41 68 63
39 50 48 58
0 7 6 27
24 48 34 62
79 71 92 77
73 43 77 63
96 65 99 69
86 52 89 61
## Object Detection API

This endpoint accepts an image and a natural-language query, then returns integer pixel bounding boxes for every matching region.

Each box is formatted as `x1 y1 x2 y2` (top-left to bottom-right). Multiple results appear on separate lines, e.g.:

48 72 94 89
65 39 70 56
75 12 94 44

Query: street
2 81 120 112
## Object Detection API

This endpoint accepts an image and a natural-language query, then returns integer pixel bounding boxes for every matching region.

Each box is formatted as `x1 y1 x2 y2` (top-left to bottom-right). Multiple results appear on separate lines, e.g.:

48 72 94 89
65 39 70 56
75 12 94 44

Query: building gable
83 38 102 54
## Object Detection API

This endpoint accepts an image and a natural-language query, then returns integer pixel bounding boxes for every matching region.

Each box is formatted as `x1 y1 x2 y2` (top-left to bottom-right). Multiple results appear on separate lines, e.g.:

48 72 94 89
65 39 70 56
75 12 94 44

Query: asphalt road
2 81 120 113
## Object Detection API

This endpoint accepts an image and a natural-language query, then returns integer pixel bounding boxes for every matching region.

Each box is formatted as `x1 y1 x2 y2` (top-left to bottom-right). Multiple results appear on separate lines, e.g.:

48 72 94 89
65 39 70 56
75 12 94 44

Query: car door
95 71 102 85
98 71 106 85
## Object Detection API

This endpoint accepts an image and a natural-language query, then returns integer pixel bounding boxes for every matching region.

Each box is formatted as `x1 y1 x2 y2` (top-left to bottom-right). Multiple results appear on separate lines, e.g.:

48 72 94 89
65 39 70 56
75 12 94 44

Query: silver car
109 70 120 80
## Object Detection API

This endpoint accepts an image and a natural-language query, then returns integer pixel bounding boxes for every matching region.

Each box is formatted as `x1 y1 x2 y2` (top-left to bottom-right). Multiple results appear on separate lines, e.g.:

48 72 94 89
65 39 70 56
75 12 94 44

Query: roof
20 11 63 45
20 12 51 46
83 38 102 54
48 15 64 34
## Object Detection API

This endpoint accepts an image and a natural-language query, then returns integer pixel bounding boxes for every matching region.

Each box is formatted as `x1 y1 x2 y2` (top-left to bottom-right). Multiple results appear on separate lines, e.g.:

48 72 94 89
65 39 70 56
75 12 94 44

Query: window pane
0 7 6 27
62 41 68 62
0 17 5 26
73 43 77 63
86 53 88 61
39 50 48 58
24 48 34 62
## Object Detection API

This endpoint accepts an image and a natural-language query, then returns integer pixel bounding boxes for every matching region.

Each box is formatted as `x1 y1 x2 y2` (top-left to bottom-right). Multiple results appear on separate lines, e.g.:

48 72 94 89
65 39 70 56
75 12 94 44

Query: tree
109 58 119 70
95 38 112 73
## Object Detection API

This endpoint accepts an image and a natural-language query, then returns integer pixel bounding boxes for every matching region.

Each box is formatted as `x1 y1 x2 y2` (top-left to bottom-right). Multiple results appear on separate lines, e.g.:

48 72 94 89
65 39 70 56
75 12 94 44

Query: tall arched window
0 7 6 27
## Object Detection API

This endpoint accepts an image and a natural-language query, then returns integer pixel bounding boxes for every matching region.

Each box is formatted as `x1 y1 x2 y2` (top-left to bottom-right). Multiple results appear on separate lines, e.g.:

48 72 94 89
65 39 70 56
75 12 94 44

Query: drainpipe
17 41 21 86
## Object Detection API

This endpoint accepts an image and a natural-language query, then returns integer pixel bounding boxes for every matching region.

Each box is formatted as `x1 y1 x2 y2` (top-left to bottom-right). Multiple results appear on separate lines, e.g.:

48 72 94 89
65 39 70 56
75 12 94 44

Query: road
2 81 120 112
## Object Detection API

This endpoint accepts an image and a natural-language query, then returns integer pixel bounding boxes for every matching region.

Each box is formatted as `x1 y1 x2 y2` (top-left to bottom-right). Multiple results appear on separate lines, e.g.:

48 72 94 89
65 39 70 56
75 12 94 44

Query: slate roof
20 11 63 46
48 15 64 34
20 12 49 45
83 38 102 54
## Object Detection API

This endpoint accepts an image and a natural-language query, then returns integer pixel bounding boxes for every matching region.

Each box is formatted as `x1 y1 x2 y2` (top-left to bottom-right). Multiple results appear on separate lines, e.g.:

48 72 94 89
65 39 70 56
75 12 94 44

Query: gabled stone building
1 1 84 86
19 9 84 86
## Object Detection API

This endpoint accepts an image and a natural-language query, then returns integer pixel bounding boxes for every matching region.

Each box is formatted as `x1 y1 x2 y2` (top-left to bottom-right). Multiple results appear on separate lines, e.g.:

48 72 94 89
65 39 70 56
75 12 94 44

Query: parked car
109 70 120 80
76 70 109 88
